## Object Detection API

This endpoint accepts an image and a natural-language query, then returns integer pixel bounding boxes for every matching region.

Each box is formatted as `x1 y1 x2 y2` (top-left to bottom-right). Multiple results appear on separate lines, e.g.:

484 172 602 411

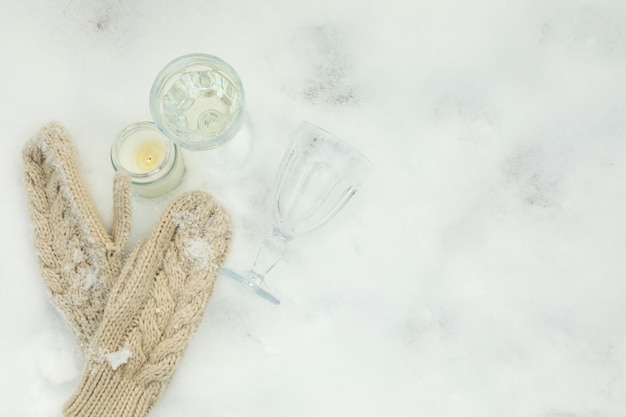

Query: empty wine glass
222 122 373 304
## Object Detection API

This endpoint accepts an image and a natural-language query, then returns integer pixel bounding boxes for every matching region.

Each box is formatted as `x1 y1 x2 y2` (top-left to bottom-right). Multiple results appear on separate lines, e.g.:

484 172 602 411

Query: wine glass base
221 267 281 305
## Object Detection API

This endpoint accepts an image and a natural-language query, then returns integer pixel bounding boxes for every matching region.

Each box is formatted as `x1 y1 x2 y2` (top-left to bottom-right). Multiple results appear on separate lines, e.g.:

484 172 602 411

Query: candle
133 138 167 173
111 122 185 197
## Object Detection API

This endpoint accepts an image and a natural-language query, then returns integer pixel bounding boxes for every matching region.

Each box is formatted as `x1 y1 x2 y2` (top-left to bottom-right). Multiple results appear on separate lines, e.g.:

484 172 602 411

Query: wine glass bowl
149 53 245 151
273 123 373 239
222 122 372 304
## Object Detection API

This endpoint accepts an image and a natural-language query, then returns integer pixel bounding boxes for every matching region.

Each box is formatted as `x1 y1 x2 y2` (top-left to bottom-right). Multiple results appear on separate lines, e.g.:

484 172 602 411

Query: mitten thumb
110 172 132 252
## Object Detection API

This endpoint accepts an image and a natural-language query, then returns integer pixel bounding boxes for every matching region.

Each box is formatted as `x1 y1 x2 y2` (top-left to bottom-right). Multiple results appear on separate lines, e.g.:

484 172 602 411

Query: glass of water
150 53 246 151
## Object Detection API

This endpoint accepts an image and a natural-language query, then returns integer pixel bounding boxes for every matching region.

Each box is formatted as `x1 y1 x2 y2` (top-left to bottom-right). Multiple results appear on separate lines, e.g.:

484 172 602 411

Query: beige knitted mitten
63 191 231 417
23 122 132 352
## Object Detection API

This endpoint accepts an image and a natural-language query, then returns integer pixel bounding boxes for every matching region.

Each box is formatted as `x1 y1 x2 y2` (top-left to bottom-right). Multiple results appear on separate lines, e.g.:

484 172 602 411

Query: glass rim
294 121 373 168
149 53 246 151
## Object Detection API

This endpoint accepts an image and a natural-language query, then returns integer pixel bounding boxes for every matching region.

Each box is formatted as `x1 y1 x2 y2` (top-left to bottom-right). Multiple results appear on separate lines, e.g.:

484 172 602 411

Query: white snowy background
2 0 626 416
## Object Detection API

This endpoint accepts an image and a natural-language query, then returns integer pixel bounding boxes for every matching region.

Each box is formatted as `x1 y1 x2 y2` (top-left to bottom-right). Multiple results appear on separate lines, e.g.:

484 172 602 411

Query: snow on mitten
23 122 132 352
63 191 231 417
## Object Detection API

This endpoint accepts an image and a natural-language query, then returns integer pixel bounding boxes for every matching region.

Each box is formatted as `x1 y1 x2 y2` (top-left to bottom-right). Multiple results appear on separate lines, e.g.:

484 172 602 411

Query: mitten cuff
63 363 157 417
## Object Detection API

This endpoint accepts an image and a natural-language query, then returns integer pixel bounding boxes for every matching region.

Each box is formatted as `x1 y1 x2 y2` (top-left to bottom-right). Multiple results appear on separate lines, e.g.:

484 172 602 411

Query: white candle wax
111 122 185 197
132 138 167 173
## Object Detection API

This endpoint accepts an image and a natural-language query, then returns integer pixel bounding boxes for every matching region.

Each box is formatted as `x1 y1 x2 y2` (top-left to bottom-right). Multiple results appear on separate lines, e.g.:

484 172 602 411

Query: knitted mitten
63 191 231 417
23 122 132 352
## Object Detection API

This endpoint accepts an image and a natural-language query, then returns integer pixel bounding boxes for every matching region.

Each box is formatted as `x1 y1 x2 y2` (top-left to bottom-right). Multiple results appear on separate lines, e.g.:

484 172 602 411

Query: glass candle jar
149 53 246 151
111 121 185 197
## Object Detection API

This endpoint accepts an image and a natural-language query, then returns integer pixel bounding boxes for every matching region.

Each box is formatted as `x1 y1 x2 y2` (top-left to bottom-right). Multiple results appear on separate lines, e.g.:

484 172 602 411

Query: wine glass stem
250 229 290 279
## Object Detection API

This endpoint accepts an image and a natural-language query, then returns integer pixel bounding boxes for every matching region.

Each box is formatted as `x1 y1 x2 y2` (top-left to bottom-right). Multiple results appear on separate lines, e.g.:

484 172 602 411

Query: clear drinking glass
222 122 373 304
149 53 245 151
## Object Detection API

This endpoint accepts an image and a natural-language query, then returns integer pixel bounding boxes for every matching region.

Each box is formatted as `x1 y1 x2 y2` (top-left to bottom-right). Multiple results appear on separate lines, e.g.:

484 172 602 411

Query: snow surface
2 0 626 416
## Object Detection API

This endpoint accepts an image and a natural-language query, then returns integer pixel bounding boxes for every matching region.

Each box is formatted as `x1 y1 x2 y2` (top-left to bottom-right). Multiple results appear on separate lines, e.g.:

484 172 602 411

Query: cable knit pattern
63 191 232 417
22 122 132 353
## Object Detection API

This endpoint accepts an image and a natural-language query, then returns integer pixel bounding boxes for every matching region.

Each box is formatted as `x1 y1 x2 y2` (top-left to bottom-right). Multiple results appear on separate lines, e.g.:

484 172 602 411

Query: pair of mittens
23 122 231 417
